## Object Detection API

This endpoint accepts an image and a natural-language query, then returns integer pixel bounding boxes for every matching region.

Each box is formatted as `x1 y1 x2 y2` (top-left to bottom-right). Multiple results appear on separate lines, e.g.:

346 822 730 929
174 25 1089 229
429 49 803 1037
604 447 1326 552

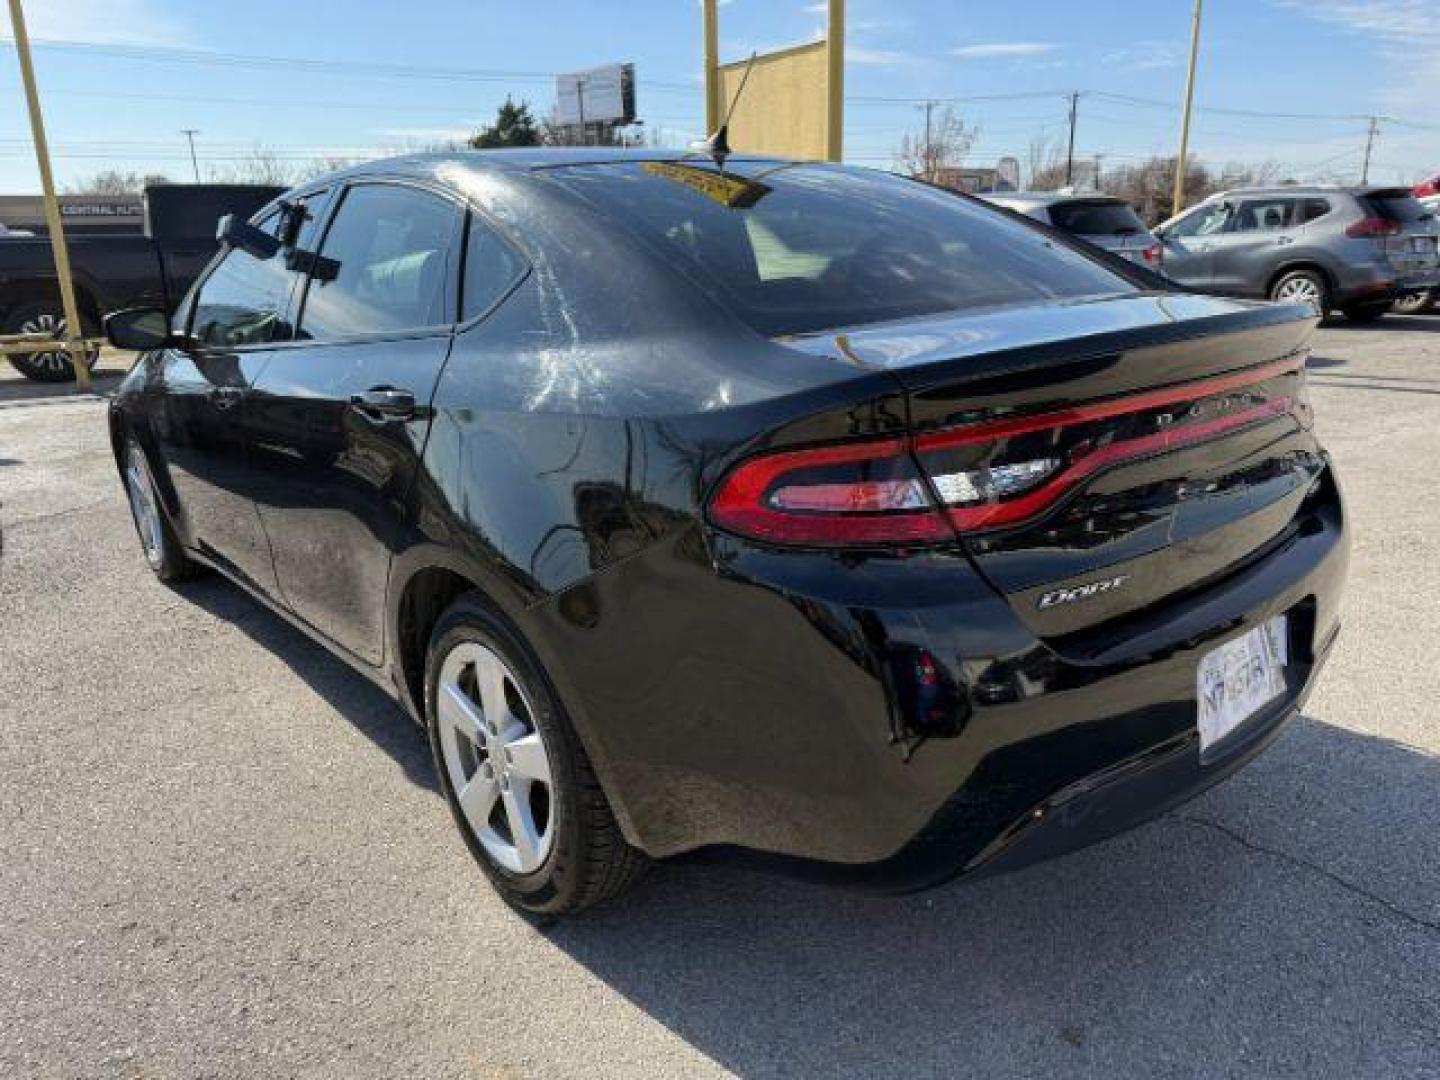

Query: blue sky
0 0 1435 193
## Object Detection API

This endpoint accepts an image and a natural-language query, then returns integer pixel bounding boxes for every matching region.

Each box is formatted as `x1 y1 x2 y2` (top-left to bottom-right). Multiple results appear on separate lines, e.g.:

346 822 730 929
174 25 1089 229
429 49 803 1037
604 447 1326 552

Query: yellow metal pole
826 0 845 162
702 0 720 135
1171 0 1203 219
7 0 90 391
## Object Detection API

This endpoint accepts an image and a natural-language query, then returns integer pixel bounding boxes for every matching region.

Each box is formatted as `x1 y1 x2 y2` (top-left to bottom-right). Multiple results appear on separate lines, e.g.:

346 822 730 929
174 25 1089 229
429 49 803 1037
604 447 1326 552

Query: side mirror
104 307 172 351
216 213 280 259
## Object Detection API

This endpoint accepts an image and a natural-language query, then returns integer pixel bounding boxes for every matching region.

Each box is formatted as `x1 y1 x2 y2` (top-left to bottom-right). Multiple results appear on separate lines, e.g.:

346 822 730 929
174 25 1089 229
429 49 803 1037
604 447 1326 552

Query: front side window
298 183 459 341
1168 202 1231 239
1233 199 1295 233
189 211 292 347
545 162 1138 337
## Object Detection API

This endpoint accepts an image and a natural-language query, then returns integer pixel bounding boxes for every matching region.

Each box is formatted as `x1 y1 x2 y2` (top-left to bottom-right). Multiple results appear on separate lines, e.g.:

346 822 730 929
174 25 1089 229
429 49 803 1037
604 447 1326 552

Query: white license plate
1196 616 1288 750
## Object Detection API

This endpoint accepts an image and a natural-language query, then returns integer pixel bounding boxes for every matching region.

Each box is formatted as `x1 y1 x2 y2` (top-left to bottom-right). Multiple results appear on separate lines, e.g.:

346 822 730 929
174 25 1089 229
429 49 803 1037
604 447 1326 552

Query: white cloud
7 0 193 46
847 45 910 66
1102 40 1184 71
951 42 1059 60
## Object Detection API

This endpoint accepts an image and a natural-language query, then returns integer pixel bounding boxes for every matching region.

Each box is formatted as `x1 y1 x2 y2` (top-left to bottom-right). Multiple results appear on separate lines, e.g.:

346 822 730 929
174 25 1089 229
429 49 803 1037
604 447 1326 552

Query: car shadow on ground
539 718 1439 1077
175 574 438 794
1322 313 1440 334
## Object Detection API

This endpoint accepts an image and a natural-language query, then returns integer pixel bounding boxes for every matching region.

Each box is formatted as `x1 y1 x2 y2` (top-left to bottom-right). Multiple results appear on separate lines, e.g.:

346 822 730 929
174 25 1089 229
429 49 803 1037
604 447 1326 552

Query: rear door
1158 201 1231 288
246 180 464 664
1205 196 1298 296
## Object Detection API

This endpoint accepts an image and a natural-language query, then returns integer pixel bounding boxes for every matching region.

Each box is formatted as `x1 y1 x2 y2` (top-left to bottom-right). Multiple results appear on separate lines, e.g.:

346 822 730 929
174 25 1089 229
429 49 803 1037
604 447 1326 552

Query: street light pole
6 0 90 391
1172 0 1204 218
181 128 201 183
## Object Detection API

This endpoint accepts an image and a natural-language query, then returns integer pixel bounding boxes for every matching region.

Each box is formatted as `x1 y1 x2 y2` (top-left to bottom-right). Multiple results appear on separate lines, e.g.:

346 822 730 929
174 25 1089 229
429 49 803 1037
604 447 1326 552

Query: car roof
986 191 1126 207
299 147 794 188
1201 184 1409 201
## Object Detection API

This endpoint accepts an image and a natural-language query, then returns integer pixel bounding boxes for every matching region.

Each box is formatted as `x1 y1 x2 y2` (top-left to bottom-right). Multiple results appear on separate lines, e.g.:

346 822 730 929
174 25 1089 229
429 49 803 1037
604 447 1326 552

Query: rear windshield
544 162 1138 337
1048 199 1148 236
1364 191 1430 223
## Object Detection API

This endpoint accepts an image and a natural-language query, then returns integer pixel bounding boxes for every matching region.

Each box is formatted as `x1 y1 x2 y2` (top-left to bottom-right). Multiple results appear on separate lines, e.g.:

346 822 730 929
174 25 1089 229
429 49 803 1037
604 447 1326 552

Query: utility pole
1361 116 1380 184
921 100 936 182
1172 0 1204 217
702 0 720 135
1064 92 1080 187
1093 154 1104 191
576 77 587 146
181 128 200 183
5 0 90 391
825 0 844 162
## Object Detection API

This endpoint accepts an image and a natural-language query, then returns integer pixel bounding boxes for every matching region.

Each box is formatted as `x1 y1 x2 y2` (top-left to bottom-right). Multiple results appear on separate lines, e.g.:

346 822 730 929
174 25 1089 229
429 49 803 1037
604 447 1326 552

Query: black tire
1391 290 1433 316
121 435 199 583
1341 301 1392 323
3 300 100 382
424 592 647 916
1268 269 1330 316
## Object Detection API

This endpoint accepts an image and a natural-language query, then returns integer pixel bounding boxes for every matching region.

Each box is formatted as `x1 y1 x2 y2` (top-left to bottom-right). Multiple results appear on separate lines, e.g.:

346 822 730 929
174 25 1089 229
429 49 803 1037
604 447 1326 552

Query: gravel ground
2 319 1438 1079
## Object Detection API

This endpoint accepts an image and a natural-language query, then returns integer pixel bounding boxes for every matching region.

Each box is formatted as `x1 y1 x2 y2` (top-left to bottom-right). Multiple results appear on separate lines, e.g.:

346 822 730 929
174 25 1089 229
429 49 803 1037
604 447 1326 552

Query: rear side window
1048 200 1147 236
546 163 1137 337
1363 192 1429 223
1298 199 1331 224
189 210 292 347
1233 199 1295 232
298 183 459 340
461 213 524 320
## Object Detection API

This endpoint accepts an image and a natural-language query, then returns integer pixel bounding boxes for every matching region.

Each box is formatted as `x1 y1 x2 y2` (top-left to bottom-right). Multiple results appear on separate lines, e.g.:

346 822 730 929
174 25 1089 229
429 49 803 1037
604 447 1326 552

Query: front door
150 208 294 593
247 181 462 664
1159 200 1232 290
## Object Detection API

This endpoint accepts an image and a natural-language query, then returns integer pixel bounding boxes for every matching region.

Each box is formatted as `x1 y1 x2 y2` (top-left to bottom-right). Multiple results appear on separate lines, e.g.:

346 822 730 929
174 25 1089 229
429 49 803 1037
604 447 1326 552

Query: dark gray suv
1157 186 1440 321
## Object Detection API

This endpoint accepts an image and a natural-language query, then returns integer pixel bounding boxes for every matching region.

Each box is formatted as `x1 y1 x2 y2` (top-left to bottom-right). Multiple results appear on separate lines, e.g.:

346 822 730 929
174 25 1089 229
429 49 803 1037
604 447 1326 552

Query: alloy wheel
436 641 555 875
124 443 164 568
1273 276 1323 314
18 312 83 377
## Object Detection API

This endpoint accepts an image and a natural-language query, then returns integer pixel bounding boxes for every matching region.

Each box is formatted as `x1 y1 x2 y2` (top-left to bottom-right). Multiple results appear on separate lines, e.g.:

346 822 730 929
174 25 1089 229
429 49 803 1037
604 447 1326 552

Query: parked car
1414 173 1440 199
983 191 1162 269
1156 185 1440 321
1395 193 1440 315
106 150 1348 916
0 183 281 381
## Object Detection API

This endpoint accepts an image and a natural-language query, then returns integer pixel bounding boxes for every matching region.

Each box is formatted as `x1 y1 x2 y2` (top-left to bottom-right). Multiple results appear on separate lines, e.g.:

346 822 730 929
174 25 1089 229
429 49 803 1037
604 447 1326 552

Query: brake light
708 358 1305 547
1142 243 1162 266
1346 217 1402 239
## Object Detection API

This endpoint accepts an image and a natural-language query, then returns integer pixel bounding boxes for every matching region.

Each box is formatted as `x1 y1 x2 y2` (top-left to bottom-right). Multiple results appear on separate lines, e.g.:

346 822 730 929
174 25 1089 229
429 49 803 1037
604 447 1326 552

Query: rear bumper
529 462 1349 883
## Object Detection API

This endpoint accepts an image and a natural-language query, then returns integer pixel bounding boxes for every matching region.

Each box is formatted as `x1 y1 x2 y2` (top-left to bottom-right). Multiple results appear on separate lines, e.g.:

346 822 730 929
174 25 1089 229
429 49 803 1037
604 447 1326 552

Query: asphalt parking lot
2 320 1439 1079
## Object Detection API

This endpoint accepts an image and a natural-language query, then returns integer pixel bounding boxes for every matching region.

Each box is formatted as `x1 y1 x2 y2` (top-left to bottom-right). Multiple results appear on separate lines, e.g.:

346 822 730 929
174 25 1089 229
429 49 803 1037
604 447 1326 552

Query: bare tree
895 106 978 181
1026 133 1070 191
1101 156 1216 225
65 169 170 195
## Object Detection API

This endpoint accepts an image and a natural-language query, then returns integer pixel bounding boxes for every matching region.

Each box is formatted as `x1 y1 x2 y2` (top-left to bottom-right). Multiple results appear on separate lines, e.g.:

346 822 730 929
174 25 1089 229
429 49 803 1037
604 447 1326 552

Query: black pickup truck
1 184 281 381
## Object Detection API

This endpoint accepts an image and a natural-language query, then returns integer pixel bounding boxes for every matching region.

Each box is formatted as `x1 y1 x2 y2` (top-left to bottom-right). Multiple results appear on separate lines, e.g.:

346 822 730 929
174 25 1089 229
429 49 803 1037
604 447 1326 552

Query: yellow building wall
717 41 831 160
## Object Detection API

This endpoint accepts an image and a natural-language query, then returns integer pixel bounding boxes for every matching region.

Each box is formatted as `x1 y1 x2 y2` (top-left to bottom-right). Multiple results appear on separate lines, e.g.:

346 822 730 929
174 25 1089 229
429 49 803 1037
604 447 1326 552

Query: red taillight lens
1346 217 1402 239
1142 243 1162 266
708 357 1305 547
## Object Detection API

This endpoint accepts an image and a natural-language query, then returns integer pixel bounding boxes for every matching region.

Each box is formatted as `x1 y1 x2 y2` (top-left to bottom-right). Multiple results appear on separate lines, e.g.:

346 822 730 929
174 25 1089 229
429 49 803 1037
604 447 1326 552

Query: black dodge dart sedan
106 149 1348 916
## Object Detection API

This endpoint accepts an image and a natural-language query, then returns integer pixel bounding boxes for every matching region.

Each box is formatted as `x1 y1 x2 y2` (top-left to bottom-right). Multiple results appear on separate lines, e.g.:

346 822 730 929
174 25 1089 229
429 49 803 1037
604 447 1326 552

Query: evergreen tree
470 98 542 149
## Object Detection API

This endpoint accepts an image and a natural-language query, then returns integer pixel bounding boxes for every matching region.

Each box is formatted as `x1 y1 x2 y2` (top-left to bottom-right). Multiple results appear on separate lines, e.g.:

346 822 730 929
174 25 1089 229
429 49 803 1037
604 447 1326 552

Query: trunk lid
785 293 1325 639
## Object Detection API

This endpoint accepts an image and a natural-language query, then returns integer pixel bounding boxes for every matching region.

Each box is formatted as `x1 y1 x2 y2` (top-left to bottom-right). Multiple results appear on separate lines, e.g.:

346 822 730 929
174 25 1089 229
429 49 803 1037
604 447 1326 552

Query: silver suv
984 192 1162 269
1156 186 1440 321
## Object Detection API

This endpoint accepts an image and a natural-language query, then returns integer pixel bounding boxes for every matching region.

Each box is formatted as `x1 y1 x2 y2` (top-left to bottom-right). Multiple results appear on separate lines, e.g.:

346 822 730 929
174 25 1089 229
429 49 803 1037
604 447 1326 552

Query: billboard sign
555 63 636 126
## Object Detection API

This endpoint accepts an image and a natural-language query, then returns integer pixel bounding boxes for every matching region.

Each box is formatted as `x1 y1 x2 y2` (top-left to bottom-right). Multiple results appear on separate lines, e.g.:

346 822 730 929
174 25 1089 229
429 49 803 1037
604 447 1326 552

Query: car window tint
1363 193 1429 224
189 211 293 347
462 213 523 319
1233 199 1294 233
546 163 1137 337
1169 203 1230 238
1048 200 1147 236
299 184 457 340
1298 199 1331 224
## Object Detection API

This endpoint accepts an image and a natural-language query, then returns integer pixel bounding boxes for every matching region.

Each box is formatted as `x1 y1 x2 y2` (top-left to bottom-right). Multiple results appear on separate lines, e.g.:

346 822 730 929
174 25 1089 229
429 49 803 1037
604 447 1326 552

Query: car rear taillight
1346 217 1402 239
708 357 1306 548
1142 243 1162 266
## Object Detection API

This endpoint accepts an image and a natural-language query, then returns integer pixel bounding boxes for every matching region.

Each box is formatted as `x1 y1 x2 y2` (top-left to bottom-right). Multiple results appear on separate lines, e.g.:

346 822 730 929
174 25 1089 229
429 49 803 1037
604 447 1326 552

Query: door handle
209 386 244 411
349 386 418 422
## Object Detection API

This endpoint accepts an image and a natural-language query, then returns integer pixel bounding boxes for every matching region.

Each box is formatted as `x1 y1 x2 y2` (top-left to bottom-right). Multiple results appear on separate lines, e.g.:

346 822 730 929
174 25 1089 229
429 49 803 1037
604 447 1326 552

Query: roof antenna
689 50 757 168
